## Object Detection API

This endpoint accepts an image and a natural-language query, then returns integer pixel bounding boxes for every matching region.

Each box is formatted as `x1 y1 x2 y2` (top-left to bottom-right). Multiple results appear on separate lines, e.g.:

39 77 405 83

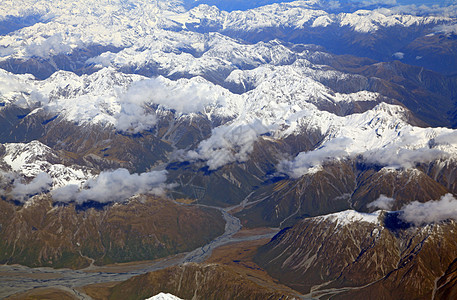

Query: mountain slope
0 196 224 268
108 262 297 300
255 211 457 299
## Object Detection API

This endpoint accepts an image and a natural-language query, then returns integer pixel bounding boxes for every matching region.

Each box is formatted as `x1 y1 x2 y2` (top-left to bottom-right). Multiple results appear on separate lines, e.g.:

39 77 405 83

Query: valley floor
2 227 282 300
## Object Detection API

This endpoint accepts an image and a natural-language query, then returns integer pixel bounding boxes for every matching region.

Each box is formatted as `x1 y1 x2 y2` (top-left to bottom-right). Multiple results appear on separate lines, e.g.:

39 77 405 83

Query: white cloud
9 172 53 202
433 131 457 145
278 136 451 179
115 100 157 133
115 76 227 133
393 52 404 59
376 5 457 17
51 168 169 203
0 47 16 58
362 146 449 169
400 193 457 226
367 194 395 210
434 23 457 35
360 0 397 6
278 137 352 178
186 120 270 170
25 34 76 58
127 77 225 114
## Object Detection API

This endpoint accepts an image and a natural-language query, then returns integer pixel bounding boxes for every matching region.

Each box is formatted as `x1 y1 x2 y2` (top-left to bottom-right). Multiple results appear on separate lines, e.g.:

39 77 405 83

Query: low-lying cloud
25 34 76 58
115 76 227 133
282 144 449 179
362 146 449 169
7 172 53 202
433 131 457 145
367 194 395 210
51 168 169 203
434 24 457 35
278 137 351 178
393 52 404 59
187 120 270 170
400 193 457 226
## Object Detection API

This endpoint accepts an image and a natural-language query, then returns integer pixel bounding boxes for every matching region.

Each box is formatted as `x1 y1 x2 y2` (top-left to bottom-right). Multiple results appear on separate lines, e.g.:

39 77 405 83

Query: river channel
0 205 278 299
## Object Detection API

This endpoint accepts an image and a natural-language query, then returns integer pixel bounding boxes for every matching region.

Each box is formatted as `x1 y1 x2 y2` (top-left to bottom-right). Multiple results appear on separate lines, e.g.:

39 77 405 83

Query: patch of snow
145 292 183 300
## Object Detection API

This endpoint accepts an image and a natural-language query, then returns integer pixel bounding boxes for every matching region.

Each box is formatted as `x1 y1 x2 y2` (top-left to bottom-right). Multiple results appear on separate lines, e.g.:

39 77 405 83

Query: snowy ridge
0 0 456 173
185 1 451 33
3 141 58 171
1 58 457 171
0 0 185 58
0 140 169 204
1 141 95 189
0 0 454 61
279 103 457 178
316 209 381 227
0 53 383 130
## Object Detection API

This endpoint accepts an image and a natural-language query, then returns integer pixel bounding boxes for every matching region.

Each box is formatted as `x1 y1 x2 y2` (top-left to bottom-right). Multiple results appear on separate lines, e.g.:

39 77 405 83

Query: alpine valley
1 0 457 299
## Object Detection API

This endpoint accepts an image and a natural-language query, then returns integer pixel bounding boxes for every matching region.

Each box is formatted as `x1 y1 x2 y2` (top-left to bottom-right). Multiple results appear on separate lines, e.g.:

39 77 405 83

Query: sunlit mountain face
1 0 457 299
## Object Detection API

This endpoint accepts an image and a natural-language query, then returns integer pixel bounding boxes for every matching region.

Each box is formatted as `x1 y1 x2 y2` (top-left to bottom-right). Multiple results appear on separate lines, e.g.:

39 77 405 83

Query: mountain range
1 0 457 299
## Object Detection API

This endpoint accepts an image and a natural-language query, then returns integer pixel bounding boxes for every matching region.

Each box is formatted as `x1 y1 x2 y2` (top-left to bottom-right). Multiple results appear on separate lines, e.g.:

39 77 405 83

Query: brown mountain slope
0 196 225 269
434 258 457 300
237 161 450 228
108 262 297 300
255 213 457 299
